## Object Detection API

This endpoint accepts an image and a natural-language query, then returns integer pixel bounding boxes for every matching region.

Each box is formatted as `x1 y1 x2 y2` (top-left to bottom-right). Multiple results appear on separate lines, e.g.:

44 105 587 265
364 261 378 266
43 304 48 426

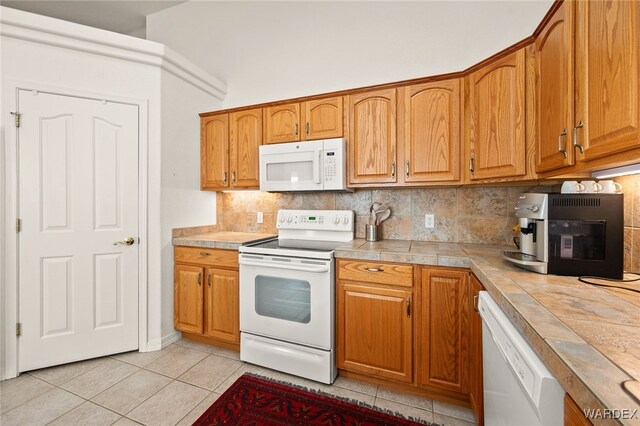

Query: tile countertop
336 239 640 426
172 231 276 250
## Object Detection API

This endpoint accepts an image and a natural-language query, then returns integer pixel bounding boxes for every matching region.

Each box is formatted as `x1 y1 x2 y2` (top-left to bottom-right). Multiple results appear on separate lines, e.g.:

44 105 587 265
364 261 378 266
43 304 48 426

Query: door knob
113 237 135 246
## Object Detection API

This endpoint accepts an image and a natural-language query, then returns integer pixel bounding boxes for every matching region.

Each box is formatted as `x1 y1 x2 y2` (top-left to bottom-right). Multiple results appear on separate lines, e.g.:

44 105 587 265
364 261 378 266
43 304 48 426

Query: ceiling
1 1 185 36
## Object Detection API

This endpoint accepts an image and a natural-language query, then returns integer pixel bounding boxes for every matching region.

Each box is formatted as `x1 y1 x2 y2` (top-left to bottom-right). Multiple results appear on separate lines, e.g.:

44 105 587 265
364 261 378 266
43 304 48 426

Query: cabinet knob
573 120 584 154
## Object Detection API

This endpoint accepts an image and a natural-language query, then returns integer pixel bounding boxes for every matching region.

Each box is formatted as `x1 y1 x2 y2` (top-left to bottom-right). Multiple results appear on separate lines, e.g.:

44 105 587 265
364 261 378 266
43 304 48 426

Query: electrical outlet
424 214 435 229
257 211 264 224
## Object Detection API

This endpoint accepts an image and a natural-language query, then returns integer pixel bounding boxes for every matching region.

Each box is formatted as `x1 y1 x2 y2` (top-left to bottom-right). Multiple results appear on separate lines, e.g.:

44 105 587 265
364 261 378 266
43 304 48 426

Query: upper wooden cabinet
467 49 526 181
574 0 640 162
264 97 343 144
264 103 300 144
303 97 343 140
348 89 398 185
537 0 640 175
399 79 461 183
418 267 470 395
536 0 575 173
201 114 229 190
229 108 262 188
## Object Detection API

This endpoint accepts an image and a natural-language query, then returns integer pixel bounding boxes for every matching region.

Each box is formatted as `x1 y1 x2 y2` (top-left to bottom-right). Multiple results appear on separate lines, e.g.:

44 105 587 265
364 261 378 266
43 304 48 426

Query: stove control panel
276 210 354 232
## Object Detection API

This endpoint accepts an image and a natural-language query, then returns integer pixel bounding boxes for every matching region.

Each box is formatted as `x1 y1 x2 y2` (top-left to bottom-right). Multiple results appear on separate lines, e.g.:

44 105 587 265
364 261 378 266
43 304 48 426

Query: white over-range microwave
259 138 347 192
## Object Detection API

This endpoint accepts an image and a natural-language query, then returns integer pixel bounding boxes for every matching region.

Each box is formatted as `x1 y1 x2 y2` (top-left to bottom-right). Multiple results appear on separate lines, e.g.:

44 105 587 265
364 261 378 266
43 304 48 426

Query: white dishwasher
479 291 564 426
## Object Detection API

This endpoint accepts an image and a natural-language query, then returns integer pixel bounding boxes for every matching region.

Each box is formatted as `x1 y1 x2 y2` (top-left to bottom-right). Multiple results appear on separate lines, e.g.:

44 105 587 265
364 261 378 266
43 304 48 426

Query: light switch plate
424 214 435 229
257 212 264 224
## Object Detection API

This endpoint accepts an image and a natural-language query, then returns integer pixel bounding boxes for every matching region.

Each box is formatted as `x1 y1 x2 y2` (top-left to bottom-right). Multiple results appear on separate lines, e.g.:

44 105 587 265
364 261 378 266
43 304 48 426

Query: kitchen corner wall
616 175 640 273
216 185 551 245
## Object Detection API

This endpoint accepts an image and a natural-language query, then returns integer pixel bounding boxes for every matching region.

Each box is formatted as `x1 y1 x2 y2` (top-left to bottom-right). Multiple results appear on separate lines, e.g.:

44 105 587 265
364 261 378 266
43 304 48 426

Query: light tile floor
0 338 477 426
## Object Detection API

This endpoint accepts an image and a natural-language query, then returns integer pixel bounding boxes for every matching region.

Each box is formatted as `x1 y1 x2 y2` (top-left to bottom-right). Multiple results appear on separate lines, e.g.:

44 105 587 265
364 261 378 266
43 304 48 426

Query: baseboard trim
161 331 182 348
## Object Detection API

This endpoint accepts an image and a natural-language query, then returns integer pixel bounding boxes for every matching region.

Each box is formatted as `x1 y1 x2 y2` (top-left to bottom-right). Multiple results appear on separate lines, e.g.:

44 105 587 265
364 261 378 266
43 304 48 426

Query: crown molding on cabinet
0 6 227 100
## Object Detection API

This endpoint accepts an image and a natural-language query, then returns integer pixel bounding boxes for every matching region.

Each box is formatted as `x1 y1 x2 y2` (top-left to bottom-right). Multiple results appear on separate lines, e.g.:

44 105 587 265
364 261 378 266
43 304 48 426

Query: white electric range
238 209 354 384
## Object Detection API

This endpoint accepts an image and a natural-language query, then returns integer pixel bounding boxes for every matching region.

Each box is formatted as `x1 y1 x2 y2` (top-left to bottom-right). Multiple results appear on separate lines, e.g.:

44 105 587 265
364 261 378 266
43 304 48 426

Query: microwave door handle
239 259 329 273
314 150 322 184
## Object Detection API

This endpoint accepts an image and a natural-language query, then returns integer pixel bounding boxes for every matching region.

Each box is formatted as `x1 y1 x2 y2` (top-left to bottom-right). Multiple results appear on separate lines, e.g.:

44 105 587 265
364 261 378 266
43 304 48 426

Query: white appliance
479 291 564 426
239 209 354 384
259 138 347 192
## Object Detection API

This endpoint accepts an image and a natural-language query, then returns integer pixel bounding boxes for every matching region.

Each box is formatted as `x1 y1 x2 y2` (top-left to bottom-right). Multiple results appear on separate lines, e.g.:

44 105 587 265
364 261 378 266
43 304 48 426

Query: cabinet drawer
338 260 413 287
174 247 238 268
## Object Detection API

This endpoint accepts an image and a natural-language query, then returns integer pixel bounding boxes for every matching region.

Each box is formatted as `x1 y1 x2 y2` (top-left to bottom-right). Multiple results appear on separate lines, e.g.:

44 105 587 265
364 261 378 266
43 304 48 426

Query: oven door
239 253 333 350
259 140 324 192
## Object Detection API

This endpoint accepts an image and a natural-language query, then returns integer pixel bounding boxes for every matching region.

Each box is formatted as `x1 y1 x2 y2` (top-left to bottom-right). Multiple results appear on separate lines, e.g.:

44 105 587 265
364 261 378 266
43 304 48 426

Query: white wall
147 1 553 108
160 70 221 338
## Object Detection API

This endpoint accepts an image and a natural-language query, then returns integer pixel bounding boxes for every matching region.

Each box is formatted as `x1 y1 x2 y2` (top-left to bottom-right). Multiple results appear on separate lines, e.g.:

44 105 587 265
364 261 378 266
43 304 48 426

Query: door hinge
16 218 21 232
10 112 21 128
16 323 21 336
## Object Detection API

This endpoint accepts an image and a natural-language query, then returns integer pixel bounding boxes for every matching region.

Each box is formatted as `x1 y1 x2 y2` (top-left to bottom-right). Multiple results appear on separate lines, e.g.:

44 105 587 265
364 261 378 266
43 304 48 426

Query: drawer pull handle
364 266 384 272
200 252 211 256
473 294 479 313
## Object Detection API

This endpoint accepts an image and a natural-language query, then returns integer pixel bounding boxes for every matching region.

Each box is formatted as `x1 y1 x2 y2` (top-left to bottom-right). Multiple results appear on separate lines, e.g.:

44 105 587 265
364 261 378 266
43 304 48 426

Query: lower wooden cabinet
469 274 485 426
337 260 479 406
564 393 593 426
337 282 413 383
174 247 240 348
418 268 470 394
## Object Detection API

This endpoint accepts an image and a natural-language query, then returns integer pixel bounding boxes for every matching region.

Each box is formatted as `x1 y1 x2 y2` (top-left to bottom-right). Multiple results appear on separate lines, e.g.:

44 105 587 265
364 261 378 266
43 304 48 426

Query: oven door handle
240 259 330 273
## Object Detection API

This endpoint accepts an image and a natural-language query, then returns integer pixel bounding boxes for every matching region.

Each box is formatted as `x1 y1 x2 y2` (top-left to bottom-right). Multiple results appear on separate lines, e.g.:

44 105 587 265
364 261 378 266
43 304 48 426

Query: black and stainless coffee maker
503 193 624 279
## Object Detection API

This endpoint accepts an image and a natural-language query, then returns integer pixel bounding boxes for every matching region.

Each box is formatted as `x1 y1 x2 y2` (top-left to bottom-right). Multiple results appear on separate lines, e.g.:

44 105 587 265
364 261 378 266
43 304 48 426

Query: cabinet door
229 108 262 188
264 103 301 144
204 268 239 344
303 97 343 140
469 275 484 426
348 89 397 184
419 268 469 394
174 264 204 334
337 282 412 383
401 79 461 183
564 394 593 426
468 49 526 180
575 1 640 161
536 1 575 173
201 114 229 190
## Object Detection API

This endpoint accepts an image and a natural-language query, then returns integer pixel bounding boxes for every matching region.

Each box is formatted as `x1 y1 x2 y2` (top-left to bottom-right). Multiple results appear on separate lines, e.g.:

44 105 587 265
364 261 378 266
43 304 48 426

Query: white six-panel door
18 90 139 372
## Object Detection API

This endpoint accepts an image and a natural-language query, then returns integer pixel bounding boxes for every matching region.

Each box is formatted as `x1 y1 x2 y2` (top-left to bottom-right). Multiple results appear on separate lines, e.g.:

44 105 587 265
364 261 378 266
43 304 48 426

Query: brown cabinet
564 393 593 426
466 49 527 181
229 108 262 188
303 97 343 140
348 89 398 185
399 79 461 183
337 260 413 383
200 114 229 190
535 0 575 173
418 267 470 395
575 1 640 163
469 275 484 426
200 109 261 191
537 0 640 175
264 103 301 144
264 97 343 144
174 247 240 348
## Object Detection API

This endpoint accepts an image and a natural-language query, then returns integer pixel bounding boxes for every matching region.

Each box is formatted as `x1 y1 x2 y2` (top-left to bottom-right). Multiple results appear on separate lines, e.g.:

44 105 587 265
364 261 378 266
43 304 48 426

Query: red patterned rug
193 373 430 425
